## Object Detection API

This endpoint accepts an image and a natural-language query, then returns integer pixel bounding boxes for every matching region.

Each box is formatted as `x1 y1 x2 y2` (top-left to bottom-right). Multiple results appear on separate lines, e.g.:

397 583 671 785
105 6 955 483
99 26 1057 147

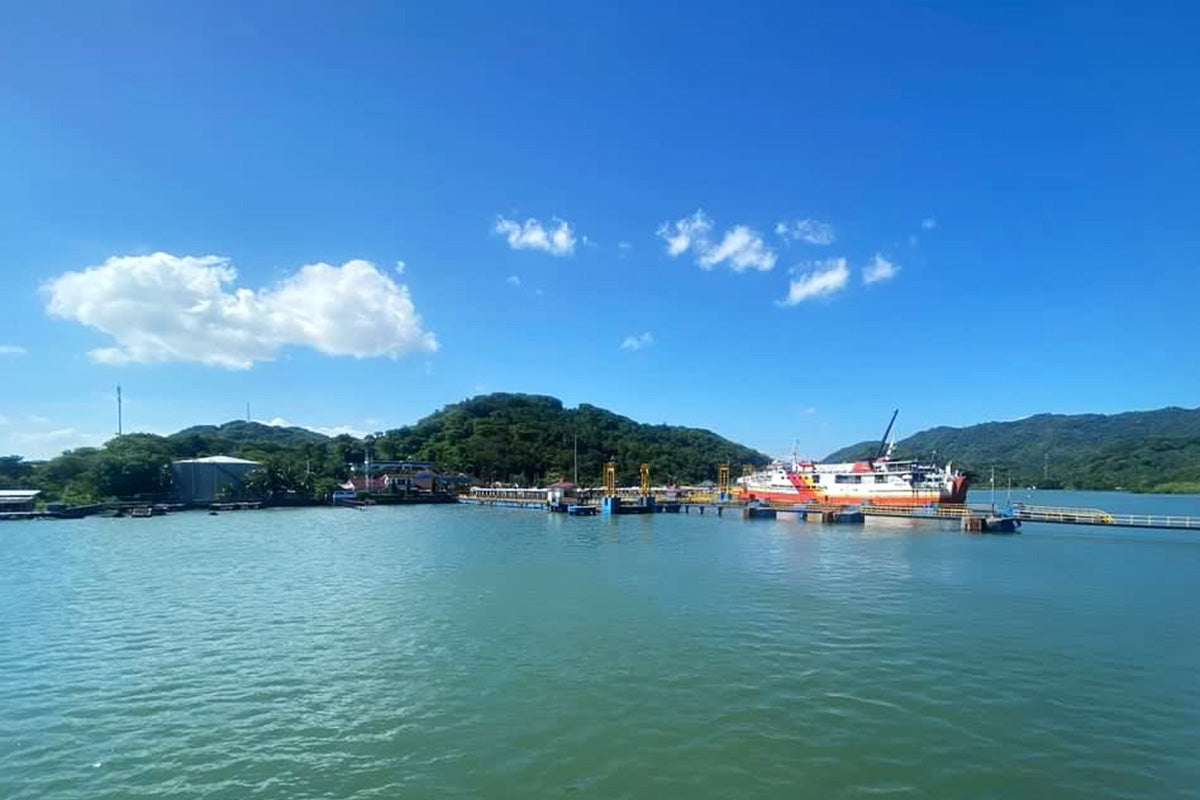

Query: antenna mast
117 385 123 436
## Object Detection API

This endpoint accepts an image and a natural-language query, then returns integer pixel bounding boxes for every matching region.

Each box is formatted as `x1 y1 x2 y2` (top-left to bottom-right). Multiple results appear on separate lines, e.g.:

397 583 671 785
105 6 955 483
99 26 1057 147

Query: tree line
1 393 772 503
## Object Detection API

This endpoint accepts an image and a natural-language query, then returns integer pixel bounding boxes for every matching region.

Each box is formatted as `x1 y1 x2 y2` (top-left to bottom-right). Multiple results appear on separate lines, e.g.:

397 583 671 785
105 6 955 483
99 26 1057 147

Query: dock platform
456 490 1199 533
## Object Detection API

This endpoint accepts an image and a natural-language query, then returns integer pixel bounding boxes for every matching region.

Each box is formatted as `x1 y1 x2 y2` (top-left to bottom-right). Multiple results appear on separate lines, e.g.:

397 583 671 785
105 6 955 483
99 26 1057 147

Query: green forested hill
372 393 769 485
823 407 1200 492
12 398 1198 501
171 420 331 447
2 394 767 501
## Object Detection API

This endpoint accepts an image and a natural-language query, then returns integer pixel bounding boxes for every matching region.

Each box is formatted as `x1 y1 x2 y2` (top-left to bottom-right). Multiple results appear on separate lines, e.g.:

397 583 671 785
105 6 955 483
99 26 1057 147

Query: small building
0 489 40 513
172 456 261 505
548 481 578 505
344 474 407 493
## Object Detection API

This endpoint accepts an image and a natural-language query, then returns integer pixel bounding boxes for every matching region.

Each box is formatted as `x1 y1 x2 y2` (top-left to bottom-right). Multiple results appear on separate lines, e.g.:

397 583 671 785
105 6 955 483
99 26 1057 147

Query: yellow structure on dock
603 462 617 497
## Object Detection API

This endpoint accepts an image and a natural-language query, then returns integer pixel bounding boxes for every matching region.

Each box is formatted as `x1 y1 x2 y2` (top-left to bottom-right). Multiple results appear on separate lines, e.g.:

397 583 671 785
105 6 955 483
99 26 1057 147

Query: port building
0 489 40 513
172 456 260 505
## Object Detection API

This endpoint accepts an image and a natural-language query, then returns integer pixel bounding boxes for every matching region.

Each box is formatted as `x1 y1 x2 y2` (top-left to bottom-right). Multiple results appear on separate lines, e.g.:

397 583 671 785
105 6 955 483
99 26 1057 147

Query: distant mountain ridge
823 406 1200 493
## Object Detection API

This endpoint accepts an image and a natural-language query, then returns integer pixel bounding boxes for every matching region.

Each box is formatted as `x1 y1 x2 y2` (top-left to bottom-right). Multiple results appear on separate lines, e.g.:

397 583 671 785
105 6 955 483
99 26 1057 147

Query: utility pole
117 385 123 436
365 441 373 493
246 402 251 422
573 433 578 485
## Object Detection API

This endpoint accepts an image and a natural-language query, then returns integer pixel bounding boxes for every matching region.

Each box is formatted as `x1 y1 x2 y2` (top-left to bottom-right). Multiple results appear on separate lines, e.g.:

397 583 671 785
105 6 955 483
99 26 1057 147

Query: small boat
130 506 153 518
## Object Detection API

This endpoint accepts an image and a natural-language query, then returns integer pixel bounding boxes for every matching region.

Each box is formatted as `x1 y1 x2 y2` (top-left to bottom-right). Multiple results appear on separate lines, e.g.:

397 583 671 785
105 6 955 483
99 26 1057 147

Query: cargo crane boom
875 409 899 461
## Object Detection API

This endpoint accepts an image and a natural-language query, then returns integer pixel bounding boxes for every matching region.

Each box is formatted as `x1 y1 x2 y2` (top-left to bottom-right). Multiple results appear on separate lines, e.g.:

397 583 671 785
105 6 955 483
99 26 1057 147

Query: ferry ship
736 411 970 506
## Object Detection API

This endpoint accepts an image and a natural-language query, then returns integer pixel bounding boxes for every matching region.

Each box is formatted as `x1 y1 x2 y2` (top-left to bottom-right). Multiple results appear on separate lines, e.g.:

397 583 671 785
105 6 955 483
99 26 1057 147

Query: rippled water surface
2 492 1198 798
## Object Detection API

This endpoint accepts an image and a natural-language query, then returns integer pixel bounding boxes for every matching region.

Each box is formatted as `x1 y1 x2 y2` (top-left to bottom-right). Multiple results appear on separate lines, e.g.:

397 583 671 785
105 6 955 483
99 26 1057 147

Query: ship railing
756 501 976 518
467 488 551 502
855 503 975 518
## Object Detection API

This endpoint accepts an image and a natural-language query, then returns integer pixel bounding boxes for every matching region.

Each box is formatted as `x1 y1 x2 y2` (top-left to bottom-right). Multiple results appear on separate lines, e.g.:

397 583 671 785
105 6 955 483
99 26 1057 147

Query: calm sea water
2 490 1198 798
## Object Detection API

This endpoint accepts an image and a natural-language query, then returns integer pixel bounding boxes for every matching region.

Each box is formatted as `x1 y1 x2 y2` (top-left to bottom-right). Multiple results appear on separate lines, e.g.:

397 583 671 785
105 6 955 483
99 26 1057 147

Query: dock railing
1011 503 1200 529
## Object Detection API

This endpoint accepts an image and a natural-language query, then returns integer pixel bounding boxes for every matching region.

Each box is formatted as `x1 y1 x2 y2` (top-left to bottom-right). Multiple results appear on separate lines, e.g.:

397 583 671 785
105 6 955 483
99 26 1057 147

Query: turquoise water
2 492 1198 798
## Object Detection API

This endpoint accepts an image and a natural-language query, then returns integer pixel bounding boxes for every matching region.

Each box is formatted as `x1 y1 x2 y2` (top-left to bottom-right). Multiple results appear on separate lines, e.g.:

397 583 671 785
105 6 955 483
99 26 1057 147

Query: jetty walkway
460 487 1200 532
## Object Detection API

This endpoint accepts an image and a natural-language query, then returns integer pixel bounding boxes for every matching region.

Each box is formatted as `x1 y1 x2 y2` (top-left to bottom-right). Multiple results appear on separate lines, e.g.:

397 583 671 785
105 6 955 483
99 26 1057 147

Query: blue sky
2 1 1198 460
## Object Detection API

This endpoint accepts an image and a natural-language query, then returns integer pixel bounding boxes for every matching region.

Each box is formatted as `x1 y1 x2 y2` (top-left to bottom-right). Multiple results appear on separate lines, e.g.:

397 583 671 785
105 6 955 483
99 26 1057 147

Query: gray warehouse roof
0 489 41 501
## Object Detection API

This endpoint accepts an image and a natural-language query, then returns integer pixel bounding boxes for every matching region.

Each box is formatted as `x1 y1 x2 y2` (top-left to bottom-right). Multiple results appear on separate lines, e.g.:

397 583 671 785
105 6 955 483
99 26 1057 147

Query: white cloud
657 210 712 257
494 216 577 256
775 218 836 246
921 217 937 230
620 331 654 351
310 424 370 439
258 416 368 439
698 226 776 272
395 260 406 274
617 241 632 251
0 344 27 356
534 288 545 296
8 428 105 460
506 275 521 286
658 211 776 272
0 413 9 426
863 254 900 284
43 253 437 369
778 258 850 305
27 415 50 424
908 234 919 247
